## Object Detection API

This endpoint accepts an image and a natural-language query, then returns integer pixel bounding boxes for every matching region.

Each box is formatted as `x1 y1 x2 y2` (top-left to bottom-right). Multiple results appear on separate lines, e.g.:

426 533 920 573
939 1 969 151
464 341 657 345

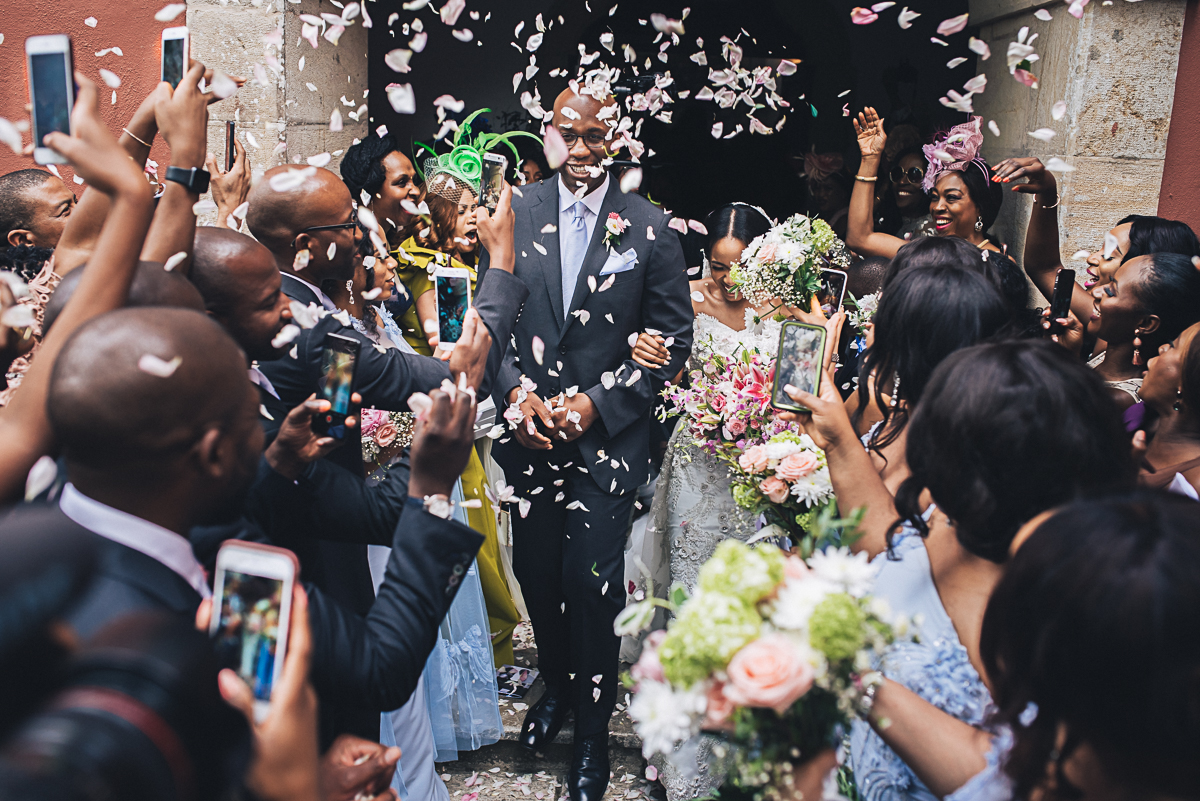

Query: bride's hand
777 366 856 452
632 332 670 369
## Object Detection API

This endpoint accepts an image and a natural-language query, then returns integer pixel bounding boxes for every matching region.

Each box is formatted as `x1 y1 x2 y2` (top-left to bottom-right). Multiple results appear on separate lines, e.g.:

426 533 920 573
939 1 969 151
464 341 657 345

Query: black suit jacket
480 177 694 493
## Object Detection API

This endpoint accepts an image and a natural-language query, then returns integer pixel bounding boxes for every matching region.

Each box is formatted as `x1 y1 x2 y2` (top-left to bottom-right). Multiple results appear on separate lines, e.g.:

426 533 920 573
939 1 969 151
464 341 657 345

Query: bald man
479 87 693 799
0 169 76 251
42 259 205 334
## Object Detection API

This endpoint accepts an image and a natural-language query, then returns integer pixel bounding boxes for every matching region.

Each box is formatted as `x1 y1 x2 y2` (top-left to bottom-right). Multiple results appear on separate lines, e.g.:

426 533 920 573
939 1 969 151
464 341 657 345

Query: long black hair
982 492 1200 799
1119 214 1200 261
856 260 1010 451
703 203 772 260
894 340 1137 562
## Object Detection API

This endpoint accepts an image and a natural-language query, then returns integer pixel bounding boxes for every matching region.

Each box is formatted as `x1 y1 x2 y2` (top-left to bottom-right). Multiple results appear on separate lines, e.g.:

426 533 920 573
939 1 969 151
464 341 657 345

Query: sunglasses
890 165 925 184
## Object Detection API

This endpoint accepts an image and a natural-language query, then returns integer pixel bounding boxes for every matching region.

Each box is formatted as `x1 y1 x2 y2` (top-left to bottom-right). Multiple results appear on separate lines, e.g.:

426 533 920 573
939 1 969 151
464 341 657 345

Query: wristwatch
422 494 453 519
164 165 211 195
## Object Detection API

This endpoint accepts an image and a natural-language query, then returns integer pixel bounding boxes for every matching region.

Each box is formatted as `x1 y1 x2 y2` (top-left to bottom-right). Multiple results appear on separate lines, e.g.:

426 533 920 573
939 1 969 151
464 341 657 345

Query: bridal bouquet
729 214 852 309
663 348 779 462
621 539 900 801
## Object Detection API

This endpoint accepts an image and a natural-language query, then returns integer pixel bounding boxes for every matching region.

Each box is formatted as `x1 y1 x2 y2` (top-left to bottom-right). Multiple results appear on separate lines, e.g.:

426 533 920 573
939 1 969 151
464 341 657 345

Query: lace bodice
691 306 783 365
849 533 994 801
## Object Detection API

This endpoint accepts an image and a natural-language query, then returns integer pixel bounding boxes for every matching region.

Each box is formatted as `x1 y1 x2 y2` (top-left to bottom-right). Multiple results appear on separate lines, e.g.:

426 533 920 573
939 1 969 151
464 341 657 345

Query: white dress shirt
59 482 212 598
557 172 610 308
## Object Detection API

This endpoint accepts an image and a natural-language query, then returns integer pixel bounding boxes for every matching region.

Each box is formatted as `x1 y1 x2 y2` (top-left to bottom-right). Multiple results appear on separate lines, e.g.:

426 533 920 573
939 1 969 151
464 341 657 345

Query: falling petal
271 324 301 348
163 252 187 272
988 119 1001 136
1013 68 1039 88
687 220 708 234
154 3 187 22
627 369 642 386
384 48 413 72
1044 157 1076 172
963 74 987 92
526 32 544 51
620 168 643 193
1068 0 1089 18
777 59 798 76
1051 100 1067 120
968 37 991 59
931 36 949 46
293 249 311 271
850 7 879 24
691 290 705 303
138 353 182 378
1028 128 1056 141
871 1 896 9
947 57 967 68
0 305 35 329
439 0 466 26
211 71 238 99
646 226 655 240
1071 250 1091 260
668 217 688 234
330 109 343 131
1104 232 1119 260
452 28 473 42
24 455 57 502
410 31 428 52
937 13 969 35
897 6 920 27
532 336 545 365
386 83 416 114
1034 8 1053 19
98 68 121 88
543 126 569 169
711 121 724 138
84 16 98 27
601 372 616 389
626 332 638 348
650 13 684 35
192 198 218 215
307 152 332 167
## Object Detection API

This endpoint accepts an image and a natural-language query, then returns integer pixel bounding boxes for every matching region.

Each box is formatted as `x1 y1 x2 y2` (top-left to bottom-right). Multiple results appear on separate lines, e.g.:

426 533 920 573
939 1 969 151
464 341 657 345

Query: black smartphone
226 121 236 172
313 332 360 439
1047 268 1075 338
817 268 848 315
25 35 75 166
771 321 827 412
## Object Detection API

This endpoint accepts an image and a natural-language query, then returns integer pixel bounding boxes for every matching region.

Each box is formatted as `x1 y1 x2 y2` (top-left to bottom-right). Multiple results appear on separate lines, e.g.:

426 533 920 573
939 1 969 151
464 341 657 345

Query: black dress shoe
568 732 610 801
519 688 569 752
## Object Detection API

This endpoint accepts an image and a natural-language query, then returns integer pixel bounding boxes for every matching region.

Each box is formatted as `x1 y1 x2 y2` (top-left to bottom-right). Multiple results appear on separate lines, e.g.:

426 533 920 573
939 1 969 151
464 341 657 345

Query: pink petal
850 7 879 24
936 13 969 36
543 126 569 170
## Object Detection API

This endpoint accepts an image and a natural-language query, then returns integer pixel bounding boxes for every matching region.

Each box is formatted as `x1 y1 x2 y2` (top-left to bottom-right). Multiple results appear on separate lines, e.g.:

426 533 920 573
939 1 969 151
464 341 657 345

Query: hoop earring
1175 388 1183 412
890 373 900 408
1132 334 1143 366
974 216 984 232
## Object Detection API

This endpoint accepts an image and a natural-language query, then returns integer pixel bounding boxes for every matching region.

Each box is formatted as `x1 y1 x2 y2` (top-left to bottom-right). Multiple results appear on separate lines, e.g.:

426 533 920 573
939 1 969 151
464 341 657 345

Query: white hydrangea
769 574 837 631
808 546 878 598
628 679 707 758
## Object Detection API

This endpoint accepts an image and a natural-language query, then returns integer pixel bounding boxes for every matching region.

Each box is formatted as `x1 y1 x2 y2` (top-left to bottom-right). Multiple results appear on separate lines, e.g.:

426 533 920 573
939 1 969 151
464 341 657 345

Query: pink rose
704 681 737 730
774 452 820 482
760 476 790 504
723 635 814 715
783 556 811 581
359 407 387 436
710 394 726 413
738 444 769 474
631 630 667 685
727 418 747 436
373 421 399 448
757 242 778 263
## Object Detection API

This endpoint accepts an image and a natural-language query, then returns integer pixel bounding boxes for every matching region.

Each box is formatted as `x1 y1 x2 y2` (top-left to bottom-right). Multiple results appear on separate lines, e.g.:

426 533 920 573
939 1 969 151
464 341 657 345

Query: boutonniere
603 212 630 250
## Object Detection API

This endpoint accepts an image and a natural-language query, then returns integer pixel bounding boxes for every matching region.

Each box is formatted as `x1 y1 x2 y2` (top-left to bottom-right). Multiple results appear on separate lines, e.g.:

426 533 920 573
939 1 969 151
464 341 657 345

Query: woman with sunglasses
846 109 1006 261
884 149 937 241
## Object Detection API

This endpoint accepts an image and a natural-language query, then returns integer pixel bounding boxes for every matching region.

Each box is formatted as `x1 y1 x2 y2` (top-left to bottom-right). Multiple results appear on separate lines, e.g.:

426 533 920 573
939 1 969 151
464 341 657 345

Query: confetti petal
1051 100 1067 120
24 455 57 502
532 336 545 365
386 83 416 114
937 13 969 35
98 68 121 88
968 37 991 59
1071 250 1091 260
163 252 187 272
1104 232 1119 260
1034 8 1053 20
1028 128 1056 141
897 6 920 27
850 7 879 24
1044 157 1076 173
620 168 643 193
988 119 1001 136
138 353 182 378
384 48 413 73
543 125 569 170
271 324 301 348
947 57 967 68
154 3 186 22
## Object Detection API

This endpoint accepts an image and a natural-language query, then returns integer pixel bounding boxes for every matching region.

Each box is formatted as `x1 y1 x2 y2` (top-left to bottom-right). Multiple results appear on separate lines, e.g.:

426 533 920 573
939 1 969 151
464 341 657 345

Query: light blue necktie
560 200 589 319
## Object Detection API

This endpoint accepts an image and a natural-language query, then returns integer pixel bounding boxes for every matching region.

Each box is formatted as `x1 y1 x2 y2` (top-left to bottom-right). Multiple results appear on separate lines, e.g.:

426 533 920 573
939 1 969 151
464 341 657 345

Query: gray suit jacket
480 176 693 494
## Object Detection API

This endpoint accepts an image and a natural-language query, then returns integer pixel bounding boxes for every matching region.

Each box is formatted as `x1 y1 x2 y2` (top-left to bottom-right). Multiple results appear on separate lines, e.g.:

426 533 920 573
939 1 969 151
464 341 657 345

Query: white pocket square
599 248 639 276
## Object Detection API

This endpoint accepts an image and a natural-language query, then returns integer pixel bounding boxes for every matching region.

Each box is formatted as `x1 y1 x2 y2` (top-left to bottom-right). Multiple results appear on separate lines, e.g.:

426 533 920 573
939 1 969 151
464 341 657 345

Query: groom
480 87 692 800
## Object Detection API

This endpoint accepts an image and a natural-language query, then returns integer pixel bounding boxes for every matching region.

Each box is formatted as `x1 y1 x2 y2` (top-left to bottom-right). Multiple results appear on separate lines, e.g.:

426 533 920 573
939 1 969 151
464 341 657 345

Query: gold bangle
122 127 151 148
854 174 878 182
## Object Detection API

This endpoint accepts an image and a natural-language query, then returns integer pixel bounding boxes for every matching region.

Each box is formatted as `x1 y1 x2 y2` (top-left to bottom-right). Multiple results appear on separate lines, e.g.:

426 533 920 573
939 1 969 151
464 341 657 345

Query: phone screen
482 160 504 212
772 323 826 410
162 37 185 88
318 344 357 416
30 52 72 144
214 571 285 701
437 274 471 344
817 270 847 316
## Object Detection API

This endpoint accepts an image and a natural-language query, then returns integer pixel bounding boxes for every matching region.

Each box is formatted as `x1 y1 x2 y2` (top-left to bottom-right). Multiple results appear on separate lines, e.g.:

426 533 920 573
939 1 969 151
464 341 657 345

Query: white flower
764 438 805 461
769 574 837 631
808 545 878 597
628 680 706 758
614 600 657 636
788 466 834 507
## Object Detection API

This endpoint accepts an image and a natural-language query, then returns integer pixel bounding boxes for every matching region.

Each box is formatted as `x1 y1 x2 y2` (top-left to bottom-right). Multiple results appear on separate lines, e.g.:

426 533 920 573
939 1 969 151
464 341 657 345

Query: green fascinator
416 109 542 200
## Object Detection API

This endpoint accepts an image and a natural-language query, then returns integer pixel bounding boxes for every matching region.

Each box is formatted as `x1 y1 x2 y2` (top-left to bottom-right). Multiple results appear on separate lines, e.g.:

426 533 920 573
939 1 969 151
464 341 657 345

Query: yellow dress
394 238 520 667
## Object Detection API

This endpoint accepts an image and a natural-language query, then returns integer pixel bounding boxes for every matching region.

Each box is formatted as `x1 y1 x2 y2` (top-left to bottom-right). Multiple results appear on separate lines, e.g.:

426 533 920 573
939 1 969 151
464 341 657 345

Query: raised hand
409 387 477 499
265 393 362 479
776 367 857 453
206 136 251 229
853 107 887 160
43 73 147 197
475 182 516 273
990 156 1057 195
154 59 210 169
631 333 669 369
320 735 400 801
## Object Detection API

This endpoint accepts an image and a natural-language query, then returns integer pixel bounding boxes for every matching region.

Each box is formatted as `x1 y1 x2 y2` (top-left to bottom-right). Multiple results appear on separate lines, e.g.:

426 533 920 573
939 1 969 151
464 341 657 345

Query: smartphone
210 541 298 723
817 268 848 316
1047 268 1075 338
481 153 507 213
434 266 472 350
771 321 827 412
26 35 75 166
313 332 360 438
225 121 236 172
161 27 188 89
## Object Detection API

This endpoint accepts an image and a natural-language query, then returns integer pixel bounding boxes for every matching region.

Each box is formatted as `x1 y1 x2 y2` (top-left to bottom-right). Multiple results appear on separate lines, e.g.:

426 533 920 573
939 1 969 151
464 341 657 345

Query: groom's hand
507 387 554 450
546 393 598 444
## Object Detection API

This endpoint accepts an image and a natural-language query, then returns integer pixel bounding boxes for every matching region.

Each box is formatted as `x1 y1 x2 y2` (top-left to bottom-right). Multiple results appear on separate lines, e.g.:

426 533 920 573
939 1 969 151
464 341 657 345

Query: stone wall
969 0 1186 281
188 0 369 225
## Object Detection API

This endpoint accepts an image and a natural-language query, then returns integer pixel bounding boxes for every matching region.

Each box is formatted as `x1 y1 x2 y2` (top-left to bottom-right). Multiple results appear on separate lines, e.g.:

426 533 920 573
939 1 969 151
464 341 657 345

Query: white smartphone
25 35 75 166
161 26 189 89
817 268 848 315
433 265 472 350
210 541 298 723
481 153 507 212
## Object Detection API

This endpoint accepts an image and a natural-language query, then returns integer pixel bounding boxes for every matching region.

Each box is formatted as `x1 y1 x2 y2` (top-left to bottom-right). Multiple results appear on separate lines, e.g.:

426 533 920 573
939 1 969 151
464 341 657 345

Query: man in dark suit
479 87 693 801
2 307 485 739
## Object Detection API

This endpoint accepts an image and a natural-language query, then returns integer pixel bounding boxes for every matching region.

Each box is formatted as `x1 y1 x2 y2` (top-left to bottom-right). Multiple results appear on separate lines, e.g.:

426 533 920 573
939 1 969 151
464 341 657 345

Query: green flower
697 540 785 606
731 482 762 510
808 592 867 662
659 590 762 687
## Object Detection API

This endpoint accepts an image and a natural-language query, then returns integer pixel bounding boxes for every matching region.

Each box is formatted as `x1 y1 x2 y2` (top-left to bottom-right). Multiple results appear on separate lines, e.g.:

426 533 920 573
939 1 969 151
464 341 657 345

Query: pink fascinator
921 116 986 192
803 151 844 184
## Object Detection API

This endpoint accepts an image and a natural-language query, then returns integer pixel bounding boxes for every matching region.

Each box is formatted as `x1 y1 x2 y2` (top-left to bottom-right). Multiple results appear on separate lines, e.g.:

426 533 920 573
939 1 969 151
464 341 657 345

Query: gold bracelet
854 174 878 182
122 127 151 148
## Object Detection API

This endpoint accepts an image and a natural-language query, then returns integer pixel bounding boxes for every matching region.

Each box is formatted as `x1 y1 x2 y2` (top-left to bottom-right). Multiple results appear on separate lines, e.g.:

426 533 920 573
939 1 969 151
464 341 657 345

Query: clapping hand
853 107 887 160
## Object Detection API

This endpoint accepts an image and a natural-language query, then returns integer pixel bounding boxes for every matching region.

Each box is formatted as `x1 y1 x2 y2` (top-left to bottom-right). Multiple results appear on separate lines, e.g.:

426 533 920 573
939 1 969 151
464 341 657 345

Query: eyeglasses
560 132 606 148
890 165 925 184
300 221 359 234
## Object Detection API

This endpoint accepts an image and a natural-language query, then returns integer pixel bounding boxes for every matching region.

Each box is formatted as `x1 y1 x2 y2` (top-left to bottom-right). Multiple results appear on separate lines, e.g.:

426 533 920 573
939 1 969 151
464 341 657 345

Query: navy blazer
480 177 694 493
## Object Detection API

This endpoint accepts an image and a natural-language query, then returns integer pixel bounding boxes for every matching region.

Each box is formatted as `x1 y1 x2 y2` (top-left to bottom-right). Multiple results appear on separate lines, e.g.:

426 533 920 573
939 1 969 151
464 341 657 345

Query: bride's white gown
627 306 784 800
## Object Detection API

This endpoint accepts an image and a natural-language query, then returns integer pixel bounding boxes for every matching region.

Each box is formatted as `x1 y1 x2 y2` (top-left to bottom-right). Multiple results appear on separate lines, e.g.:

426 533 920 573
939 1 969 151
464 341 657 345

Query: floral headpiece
802 151 844 184
921 116 987 192
416 109 542 201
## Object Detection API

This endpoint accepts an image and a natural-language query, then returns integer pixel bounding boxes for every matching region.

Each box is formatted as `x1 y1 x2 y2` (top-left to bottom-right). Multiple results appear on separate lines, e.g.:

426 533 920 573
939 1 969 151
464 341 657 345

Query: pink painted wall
0 1 173 182
1160 0 1200 234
